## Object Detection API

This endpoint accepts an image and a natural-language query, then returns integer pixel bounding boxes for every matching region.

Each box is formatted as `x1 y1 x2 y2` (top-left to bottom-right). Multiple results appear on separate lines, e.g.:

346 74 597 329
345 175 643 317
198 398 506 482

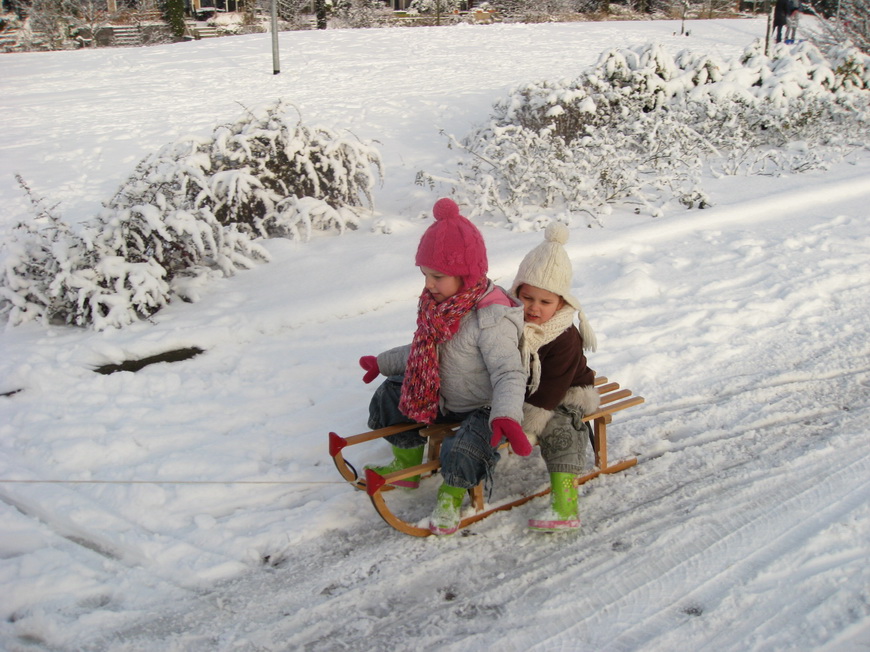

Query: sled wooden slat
592 395 645 416
329 376 644 536
342 422 424 446
599 388 631 405
377 460 442 488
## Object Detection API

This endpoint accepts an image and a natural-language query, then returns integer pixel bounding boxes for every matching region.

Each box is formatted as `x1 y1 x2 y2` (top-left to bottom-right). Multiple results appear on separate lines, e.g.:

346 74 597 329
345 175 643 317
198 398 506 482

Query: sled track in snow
96 372 870 652
529 445 870 651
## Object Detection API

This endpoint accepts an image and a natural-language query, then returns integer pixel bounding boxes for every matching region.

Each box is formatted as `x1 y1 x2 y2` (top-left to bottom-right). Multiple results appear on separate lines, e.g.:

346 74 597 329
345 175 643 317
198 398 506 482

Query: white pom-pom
544 222 569 245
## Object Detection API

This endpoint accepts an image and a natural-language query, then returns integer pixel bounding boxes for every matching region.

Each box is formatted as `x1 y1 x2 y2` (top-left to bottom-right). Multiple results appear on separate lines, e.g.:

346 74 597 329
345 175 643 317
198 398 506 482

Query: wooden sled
329 376 644 537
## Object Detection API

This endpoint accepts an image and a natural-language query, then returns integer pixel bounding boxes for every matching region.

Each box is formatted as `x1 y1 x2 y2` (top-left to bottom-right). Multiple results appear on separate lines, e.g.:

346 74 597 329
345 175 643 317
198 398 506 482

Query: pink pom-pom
432 198 460 221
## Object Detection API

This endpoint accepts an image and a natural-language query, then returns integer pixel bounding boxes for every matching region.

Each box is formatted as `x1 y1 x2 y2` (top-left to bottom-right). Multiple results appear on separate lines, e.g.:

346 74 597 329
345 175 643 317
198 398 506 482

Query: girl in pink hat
509 223 599 532
359 198 531 535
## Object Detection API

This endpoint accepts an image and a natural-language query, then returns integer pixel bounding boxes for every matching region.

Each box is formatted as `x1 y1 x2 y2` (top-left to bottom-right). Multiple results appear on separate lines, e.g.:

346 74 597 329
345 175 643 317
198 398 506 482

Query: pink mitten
359 356 380 384
490 418 533 457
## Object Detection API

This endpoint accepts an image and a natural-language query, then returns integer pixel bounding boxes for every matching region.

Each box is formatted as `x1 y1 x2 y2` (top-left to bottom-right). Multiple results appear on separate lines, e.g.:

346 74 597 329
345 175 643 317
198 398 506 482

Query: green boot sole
429 483 466 535
529 472 580 532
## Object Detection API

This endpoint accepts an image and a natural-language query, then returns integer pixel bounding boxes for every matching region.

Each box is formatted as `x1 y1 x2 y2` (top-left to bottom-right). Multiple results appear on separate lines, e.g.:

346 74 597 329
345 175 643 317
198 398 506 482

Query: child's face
421 266 462 303
518 284 565 324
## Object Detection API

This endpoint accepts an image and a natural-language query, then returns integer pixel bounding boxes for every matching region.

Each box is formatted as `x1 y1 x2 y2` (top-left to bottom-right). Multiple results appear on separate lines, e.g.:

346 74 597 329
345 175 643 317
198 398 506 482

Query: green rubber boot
528 472 580 532
429 483 466 535
365 445 424 489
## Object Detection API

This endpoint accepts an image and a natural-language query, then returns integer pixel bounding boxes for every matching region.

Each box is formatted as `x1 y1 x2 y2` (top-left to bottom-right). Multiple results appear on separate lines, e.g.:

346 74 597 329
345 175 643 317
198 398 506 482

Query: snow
1 16 869 652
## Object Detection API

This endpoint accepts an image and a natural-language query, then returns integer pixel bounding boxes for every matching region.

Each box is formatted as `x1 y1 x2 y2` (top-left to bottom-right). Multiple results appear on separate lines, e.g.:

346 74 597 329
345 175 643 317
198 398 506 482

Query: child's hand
490 418 533 456
359 356 380 384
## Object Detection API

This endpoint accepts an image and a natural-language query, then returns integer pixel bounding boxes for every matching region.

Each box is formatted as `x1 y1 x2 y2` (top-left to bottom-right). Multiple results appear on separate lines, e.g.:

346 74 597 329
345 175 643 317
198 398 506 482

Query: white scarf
520 305 598 395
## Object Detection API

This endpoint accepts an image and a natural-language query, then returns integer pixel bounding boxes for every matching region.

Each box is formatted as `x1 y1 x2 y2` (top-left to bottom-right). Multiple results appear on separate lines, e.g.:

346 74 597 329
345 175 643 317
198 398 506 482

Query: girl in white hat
509 223 600 532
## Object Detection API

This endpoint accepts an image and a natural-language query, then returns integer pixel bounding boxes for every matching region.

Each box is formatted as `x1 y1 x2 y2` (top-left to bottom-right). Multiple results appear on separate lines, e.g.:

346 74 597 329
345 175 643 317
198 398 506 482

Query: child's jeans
368 376 500 489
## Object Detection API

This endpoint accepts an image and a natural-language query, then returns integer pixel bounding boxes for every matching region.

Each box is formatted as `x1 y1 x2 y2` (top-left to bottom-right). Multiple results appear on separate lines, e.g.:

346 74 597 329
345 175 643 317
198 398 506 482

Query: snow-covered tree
22 0 68 48
805 0 869 55
162 0 185 38
487 0 579 21
63 0 116 47
101 98 383 288
250 0 312 28
409 0 462 23
314 0 328 28
332 0 390 28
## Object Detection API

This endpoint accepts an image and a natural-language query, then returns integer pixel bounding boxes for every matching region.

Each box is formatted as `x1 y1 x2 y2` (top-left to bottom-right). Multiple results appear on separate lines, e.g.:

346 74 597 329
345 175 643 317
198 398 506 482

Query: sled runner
329 376 643 537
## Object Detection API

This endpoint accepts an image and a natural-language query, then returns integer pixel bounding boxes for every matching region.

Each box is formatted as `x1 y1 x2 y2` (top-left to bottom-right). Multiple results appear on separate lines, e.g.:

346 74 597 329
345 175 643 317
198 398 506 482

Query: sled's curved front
328 423 427 491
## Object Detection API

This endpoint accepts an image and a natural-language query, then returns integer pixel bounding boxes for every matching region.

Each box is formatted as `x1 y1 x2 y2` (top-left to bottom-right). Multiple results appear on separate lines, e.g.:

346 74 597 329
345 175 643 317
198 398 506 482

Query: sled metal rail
329 376 643 537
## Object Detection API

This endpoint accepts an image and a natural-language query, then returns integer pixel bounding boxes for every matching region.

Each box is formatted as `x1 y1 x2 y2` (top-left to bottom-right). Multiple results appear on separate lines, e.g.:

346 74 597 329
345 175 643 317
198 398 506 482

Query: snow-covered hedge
0 101 383 330
419 40 870 228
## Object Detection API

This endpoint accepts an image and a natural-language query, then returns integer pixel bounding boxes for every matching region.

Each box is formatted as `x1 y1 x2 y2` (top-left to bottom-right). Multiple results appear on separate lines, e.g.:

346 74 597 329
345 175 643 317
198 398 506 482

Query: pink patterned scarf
399 277 489 424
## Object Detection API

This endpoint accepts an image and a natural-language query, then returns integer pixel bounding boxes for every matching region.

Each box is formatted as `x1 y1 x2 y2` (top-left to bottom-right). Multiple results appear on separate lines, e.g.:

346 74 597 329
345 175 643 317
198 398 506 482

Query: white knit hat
510 223 597 351
510 223 581 310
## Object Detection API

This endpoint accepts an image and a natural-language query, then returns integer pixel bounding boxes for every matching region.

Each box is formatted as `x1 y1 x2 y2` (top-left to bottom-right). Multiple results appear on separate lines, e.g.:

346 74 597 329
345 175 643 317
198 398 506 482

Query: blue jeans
368 376 500 489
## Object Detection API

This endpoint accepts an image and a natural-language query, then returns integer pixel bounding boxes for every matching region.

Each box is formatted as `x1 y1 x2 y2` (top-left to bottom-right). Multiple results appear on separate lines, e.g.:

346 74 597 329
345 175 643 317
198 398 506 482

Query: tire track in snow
626 364 870 467
578 449 870 651
416 428 870 652
421 363 870 650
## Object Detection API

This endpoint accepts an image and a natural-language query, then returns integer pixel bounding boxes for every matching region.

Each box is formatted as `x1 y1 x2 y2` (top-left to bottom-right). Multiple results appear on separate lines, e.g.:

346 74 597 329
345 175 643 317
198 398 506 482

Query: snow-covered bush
110 100 383 242
0 101 384 330
409 0 463 15
1 176 170 329
419 40 870 228
332 0 393 28
488 0 583 22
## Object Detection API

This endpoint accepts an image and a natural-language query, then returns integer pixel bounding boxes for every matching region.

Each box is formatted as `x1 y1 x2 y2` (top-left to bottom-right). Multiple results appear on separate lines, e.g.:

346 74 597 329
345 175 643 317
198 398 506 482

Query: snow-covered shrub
1 101 384 330
419 40 870 228
1 176 170 329
110 100 383 242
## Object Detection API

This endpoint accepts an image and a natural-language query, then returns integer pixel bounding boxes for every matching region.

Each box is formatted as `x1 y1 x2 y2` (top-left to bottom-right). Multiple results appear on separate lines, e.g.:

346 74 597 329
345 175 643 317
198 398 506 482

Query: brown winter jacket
522 324 600 446
525 325 595 411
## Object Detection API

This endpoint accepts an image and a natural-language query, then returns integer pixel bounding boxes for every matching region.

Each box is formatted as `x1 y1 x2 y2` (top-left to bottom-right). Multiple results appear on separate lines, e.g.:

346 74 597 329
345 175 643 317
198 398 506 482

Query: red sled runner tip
365 468 387 496
328 432 347 457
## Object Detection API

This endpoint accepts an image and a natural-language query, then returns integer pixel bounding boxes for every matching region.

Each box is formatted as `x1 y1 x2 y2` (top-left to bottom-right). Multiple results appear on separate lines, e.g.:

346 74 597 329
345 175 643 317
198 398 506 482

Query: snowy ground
1 17 869 652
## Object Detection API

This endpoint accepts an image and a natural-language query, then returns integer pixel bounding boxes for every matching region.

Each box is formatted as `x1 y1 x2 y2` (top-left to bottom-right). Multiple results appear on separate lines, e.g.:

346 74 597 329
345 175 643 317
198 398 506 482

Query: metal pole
271 0 280 75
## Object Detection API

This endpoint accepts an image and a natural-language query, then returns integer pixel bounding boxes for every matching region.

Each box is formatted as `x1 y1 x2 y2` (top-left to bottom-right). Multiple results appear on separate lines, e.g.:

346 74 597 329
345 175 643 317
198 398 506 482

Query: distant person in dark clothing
785 0 801 43
774 0 789 43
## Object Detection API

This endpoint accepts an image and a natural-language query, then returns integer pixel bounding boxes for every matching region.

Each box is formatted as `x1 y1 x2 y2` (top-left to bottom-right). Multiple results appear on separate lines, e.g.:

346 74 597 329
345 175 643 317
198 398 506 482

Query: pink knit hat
415 198 488 287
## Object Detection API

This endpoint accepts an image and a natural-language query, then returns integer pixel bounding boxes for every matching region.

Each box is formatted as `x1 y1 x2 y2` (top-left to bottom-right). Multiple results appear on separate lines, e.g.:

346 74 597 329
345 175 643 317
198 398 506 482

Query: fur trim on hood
521 403 554 447
521 385 600 447
563 385 600 416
